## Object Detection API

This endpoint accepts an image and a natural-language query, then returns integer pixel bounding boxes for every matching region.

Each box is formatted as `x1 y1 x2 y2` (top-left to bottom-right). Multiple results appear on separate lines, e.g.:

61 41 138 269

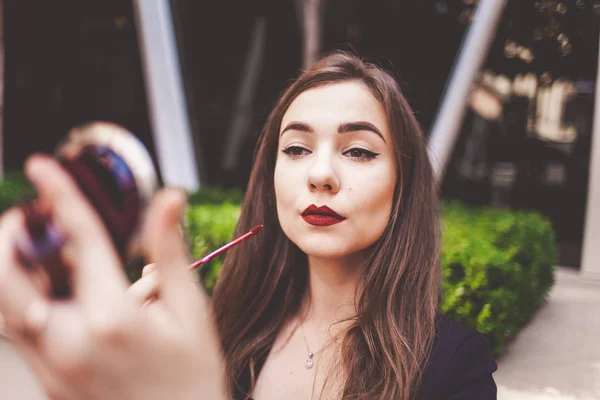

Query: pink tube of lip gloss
188 224 264 270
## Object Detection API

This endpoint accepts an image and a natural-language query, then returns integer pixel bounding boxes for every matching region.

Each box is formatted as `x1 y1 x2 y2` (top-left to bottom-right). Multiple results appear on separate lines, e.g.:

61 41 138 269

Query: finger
142 189 206 320
24 155 130 314
142 263 156 277
127 271 160 307
0 209 50 338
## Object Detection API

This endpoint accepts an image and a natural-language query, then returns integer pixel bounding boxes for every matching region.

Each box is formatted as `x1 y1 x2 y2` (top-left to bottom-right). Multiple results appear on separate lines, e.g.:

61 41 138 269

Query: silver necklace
299 321 322 369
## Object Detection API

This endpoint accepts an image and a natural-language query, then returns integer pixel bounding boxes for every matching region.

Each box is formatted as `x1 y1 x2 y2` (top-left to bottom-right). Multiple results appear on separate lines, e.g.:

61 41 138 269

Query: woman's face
274 81 397 260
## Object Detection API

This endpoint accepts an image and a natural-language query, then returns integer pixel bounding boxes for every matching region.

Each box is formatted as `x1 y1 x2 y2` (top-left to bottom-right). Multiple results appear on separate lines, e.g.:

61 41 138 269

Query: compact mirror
55 121 159 261
17 121 159 297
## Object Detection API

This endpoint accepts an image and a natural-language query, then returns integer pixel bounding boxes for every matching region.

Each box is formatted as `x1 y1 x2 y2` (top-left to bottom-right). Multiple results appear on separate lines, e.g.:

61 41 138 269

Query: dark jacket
414 316 497 399
245 316 497 399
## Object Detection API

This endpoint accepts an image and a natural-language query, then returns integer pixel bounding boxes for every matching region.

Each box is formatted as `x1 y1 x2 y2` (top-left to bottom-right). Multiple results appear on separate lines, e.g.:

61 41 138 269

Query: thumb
142 189 207 321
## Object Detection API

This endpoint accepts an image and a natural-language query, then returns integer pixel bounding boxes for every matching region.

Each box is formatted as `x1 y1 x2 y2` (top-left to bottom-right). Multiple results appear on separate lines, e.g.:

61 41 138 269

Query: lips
301 205 346 226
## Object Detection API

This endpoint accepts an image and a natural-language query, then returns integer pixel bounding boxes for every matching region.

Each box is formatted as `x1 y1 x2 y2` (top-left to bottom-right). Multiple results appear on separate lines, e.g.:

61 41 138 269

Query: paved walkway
496 268 600 400
1 268 598 399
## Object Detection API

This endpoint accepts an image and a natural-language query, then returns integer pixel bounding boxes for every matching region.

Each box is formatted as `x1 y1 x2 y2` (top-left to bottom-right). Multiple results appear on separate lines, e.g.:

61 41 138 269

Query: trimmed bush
188 186 244 206
186 202 241 294
441 201 556 355
0 172 556 355
0 171 34 212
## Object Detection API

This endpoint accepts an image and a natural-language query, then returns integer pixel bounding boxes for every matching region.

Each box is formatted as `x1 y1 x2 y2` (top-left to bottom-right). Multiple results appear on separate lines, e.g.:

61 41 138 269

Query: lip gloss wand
188 224 264 270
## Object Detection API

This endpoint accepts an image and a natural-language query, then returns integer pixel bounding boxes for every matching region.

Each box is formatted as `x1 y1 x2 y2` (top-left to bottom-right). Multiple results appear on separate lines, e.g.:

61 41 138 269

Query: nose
307 151 340 193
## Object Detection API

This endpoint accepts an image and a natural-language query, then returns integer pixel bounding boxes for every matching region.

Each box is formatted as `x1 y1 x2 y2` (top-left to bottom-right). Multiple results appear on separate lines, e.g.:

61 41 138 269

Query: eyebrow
280 121 386 143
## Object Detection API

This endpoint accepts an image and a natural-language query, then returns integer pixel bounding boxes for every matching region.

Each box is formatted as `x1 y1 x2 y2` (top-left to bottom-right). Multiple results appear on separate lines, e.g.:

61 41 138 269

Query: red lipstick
301 205 346 226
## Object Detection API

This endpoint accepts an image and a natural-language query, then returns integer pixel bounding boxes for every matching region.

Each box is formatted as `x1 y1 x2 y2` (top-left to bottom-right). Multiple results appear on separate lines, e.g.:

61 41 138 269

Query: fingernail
171 189 189 218
174 188 190 205
24 155 56 186
143 263 156 275
25 154 53 173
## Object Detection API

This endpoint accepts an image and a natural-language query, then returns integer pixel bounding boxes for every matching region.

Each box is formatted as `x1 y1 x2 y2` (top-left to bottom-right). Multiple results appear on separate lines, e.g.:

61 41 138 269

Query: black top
245 316 497 399
413 316 497 399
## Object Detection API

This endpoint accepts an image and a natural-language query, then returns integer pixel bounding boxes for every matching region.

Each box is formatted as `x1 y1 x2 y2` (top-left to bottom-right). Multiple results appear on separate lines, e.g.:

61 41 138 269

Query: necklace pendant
304 358 314 369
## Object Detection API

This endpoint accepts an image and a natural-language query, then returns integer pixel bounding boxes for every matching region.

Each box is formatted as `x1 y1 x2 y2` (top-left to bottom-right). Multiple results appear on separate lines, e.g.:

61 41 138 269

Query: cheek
349 162 395 205
274 161 300 221
347 166 396 240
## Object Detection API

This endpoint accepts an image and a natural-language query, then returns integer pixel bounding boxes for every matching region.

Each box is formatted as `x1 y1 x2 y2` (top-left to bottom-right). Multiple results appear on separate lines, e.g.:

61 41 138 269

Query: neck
301 251 366 329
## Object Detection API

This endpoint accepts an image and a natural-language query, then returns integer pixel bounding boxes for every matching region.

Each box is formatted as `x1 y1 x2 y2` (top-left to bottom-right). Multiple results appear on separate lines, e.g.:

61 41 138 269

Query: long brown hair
212 51 441 399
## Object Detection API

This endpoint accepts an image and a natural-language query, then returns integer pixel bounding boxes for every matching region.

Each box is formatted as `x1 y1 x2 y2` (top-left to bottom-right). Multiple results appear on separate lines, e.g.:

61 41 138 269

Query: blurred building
1 0 599 274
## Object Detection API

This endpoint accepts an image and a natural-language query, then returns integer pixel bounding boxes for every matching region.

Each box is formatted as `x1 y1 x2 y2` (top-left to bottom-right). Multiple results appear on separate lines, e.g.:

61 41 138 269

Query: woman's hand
0 155 226 400
128 263 160 308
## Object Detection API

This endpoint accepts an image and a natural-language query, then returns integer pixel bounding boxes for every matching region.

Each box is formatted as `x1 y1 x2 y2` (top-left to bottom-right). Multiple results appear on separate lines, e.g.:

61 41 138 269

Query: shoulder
415 315 498 400
432 315 496 365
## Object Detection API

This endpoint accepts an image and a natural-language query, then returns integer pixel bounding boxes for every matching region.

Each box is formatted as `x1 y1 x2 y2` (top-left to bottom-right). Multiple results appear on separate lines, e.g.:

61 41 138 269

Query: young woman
212 51 497 399
0 51 496 400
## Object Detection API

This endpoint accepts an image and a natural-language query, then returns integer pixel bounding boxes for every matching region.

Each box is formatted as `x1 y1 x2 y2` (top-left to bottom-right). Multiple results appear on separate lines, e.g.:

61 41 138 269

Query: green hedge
186 202 240 295
0 172 556 355
440 201 556 355
0 171 35 212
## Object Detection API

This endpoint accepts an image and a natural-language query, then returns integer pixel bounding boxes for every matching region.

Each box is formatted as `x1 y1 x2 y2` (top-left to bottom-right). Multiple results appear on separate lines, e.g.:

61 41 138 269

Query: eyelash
282 146 380 161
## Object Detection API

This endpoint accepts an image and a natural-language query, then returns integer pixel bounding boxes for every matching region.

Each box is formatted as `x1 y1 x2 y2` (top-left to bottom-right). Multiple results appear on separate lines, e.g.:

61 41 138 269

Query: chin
280 219 379 260
293 235 364 260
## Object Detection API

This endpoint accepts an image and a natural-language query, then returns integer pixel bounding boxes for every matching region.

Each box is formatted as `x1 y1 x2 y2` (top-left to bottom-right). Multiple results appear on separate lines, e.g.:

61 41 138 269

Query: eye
282 145 311 159
343 147 380 161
